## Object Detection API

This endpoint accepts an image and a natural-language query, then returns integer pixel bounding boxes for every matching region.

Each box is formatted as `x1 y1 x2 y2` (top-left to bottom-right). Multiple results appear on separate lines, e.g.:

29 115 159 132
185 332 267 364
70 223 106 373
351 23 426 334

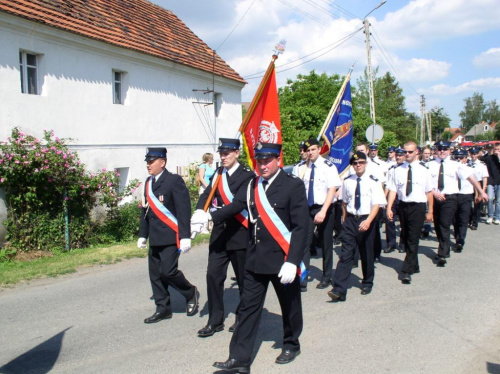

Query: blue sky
155 0 500 128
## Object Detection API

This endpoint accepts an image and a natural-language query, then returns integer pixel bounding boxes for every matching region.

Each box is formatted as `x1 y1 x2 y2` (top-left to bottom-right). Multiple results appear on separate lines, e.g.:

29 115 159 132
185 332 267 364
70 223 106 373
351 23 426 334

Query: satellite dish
365 124 384 143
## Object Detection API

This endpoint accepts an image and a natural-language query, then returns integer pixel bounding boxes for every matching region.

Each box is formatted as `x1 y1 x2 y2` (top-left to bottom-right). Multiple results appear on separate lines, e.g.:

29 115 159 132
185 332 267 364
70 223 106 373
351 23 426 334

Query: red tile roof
0 0 245 84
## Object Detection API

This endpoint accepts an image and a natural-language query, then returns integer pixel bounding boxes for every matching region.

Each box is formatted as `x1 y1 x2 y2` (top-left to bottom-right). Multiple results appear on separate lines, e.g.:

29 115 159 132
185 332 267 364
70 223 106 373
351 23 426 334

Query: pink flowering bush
0 128 141 251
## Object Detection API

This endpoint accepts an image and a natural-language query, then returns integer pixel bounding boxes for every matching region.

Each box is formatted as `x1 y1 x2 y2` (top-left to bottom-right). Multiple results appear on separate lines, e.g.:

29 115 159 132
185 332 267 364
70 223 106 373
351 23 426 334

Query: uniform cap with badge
350 151 367 164
368 143 378 151
217 138 240 152
254 142 282 159
145 147 167 161
304 138 320 150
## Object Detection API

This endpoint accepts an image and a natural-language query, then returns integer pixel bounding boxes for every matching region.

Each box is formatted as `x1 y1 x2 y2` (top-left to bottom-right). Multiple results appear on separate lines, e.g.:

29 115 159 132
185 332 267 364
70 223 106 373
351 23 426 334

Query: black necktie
458 177 461 191
262 180 268 191
152 176 156 185
308 164 315 206
438 162 444 191
355 177 361 211
406 164 412 196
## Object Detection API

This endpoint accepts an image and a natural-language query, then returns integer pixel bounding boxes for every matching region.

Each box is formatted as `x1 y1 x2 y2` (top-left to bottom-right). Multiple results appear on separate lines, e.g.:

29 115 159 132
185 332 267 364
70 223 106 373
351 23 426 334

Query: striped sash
217 169 249 228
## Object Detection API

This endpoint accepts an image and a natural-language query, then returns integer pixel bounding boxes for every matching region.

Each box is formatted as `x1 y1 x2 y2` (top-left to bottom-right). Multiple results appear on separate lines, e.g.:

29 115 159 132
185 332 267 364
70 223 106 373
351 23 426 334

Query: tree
459 92 485 132
484 99 500 123
279 71 344 165
429 106 451 141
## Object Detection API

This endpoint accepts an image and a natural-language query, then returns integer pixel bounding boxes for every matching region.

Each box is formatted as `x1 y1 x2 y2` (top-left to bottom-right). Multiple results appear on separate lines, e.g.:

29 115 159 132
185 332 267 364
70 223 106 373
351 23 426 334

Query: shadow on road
487 361 500 374
0 327 71 374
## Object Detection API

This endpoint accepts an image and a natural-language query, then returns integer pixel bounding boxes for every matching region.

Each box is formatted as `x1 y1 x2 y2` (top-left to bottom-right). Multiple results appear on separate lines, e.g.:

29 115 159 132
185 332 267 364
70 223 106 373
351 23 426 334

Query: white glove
179 238 191 254
191 209 209 226
278 262 297 284
137 238 147 249
190 222 204 234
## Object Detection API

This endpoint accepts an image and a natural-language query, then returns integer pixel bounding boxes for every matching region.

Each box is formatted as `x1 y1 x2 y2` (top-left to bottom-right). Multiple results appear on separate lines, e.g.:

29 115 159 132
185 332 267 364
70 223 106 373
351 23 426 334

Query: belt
347 212 369 219
399 201 425 205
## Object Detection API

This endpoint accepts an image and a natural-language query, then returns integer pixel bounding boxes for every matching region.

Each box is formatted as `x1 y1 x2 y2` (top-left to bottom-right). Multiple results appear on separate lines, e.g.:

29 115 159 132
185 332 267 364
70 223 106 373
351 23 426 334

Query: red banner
240 58 283 172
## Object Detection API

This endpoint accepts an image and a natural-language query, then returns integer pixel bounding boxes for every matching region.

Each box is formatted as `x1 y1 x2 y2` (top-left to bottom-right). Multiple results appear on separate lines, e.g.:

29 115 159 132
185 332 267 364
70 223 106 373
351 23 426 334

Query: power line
244 27 363 79
215 0 258 51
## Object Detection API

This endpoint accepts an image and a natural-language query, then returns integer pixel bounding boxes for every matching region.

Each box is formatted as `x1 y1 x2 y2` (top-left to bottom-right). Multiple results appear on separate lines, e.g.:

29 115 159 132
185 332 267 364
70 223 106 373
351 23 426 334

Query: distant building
464 122 496 141
441 127 463 142
0 0 246 187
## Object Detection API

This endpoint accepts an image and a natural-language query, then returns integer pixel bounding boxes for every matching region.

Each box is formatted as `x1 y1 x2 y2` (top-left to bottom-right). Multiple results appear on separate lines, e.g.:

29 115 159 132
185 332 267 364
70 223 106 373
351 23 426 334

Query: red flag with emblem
239 56 283 172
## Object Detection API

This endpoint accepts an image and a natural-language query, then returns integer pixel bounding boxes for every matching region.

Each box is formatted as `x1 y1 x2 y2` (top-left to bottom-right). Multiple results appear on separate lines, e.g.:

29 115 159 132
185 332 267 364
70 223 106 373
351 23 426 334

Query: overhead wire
214 0 258 52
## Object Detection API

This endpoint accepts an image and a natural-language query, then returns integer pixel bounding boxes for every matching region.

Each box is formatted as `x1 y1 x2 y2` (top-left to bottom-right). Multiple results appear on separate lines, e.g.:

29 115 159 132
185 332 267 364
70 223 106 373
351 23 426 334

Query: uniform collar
225 162 240 176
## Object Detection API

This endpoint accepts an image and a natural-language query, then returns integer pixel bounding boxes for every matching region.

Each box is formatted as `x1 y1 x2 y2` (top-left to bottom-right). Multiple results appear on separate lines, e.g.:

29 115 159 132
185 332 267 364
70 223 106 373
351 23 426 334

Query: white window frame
19 51 40 95
112 70 124 104
214 92 222 117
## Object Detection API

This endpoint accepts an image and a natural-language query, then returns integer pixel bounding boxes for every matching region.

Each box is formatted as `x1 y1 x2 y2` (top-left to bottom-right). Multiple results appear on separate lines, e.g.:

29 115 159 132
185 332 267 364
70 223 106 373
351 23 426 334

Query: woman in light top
198 153 215 195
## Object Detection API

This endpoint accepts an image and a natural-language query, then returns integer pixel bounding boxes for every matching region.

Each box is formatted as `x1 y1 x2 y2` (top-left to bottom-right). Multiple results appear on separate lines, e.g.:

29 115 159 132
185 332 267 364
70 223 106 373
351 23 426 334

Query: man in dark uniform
213 142 309 373
191 138 254 337
138 147 198 323
328 152 386 302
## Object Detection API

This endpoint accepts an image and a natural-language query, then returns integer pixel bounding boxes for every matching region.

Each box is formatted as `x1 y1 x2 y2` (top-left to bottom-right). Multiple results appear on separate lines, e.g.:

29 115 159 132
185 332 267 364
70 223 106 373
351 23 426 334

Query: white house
0 0 246 186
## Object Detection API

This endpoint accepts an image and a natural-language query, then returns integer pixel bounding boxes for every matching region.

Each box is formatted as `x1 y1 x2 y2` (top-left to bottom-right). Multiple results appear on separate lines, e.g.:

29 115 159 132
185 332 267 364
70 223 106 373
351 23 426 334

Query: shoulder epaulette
287 173 299 179
370 175 379 182
419 161 429 169
389 164 396 170
371 159 380 166
294 160 306 166
324 158 334 167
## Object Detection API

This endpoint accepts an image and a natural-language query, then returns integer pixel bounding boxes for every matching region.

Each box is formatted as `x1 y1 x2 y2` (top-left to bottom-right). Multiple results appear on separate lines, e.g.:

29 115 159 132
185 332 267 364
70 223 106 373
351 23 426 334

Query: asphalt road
1 222 500 374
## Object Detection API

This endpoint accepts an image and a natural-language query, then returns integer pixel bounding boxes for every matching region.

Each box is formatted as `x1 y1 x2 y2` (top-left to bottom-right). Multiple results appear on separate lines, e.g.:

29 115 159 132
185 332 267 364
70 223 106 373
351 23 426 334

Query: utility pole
364 18 376 126
420 95 426 146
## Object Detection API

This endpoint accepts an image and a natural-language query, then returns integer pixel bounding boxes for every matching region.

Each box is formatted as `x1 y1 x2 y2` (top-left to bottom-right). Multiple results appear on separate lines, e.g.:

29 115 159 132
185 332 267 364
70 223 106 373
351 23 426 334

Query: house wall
0 12 245 183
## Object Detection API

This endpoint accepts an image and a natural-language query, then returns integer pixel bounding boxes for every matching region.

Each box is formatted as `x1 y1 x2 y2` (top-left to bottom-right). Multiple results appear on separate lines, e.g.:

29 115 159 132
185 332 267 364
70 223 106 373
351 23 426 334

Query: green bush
0 128 140 252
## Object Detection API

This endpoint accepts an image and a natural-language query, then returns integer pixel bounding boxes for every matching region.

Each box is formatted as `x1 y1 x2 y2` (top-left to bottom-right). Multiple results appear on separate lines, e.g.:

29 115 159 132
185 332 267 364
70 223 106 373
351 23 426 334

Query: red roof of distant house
0 0 245 84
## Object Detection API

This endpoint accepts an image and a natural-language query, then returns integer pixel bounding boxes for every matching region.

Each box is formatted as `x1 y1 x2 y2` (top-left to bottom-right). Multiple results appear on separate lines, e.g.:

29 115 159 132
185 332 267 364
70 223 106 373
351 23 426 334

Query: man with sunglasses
387 142 433 284
429 141 488 267
328 152 386 301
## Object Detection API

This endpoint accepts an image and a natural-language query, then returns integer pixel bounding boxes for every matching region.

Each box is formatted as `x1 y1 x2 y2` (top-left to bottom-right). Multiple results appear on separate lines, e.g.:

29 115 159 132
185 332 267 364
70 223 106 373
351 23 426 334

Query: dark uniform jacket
483 154 500 185
197 164 255 250
139 170 191 246
213 169 309 274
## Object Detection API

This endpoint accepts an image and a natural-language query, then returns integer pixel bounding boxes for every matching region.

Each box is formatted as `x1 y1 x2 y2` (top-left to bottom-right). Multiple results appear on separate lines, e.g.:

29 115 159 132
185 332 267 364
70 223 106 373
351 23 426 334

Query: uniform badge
159 195 164 202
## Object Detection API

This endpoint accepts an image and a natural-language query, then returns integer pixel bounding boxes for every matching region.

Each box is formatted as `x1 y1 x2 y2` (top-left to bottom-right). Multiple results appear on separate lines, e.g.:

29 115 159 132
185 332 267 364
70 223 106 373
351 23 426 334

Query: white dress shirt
342 172 387 215
301 156 341 205
387 160 433 203
428 156 473 194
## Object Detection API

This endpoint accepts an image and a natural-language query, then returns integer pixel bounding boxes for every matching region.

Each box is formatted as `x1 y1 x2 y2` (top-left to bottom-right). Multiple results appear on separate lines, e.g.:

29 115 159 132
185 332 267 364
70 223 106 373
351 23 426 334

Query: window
214 92 222 117
115 167 129 193
19 51 39 94
113 71 123 104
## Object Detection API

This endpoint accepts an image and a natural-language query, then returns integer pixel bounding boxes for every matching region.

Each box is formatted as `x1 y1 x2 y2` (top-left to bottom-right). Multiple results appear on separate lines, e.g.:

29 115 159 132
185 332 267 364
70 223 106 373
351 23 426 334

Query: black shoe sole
327 290 346 302
144 314 172 324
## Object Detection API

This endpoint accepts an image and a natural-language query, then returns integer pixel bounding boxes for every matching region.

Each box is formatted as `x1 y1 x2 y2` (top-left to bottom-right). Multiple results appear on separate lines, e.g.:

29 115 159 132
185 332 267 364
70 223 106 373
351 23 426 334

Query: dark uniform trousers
303 204 335 283
453 193 473 245
230 271 302 364
207 248 246 325
471 198 483 226
373 210 383 259
385 198 399 249
149 245 195 314
398 201 426 274
333 214 376 295
433 194 458 258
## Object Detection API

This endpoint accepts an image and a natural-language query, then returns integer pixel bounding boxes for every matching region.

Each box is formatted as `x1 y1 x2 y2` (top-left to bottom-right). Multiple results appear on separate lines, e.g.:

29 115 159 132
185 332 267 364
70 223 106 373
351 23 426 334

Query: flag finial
273 40 287 57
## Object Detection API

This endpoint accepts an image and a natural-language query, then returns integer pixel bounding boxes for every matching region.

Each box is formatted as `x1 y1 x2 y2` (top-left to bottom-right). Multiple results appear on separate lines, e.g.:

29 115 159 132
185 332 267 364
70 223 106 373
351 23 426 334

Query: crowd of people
135 138 500 373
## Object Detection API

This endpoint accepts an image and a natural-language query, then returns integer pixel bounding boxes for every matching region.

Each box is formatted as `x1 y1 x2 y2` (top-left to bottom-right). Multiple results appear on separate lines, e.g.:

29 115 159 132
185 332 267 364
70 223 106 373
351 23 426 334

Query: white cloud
473 48 500 68
374 0 500 49
424 77 500 95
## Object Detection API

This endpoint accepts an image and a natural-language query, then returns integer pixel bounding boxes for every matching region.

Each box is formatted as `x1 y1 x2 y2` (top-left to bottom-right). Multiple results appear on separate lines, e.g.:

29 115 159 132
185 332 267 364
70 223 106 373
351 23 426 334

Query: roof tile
0 0 245 83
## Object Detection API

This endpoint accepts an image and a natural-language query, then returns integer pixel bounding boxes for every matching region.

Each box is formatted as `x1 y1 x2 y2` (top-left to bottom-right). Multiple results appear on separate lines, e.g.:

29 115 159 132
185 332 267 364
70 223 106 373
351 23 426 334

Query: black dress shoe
316 281 330 289
437 257 447 267
327 290 346 302
186 287 199 316
213 358 250 373
383 246 396 253
144 311 172 324
198 323 224 337
455 244 463 252
228 320 239 333
360 286 372 295
470 224 478 230
402 272 411 284
276 349 301 364
276 349 300 364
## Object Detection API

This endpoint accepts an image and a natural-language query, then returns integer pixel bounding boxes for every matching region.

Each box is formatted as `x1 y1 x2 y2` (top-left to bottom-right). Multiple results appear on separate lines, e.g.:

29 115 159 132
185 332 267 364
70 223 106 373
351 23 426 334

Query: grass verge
0 234 210 286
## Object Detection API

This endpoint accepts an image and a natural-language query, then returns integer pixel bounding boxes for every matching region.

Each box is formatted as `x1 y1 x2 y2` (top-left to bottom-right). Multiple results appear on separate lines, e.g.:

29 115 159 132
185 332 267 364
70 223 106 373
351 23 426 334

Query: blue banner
321 80 353 177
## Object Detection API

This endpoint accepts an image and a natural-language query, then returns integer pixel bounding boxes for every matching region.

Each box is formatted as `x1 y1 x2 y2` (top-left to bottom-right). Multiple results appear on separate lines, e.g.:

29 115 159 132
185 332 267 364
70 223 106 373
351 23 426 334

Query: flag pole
317 64 355 141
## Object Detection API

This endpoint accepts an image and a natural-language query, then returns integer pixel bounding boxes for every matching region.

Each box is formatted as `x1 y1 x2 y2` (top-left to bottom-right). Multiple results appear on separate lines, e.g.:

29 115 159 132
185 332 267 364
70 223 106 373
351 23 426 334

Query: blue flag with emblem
319 71 353 178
